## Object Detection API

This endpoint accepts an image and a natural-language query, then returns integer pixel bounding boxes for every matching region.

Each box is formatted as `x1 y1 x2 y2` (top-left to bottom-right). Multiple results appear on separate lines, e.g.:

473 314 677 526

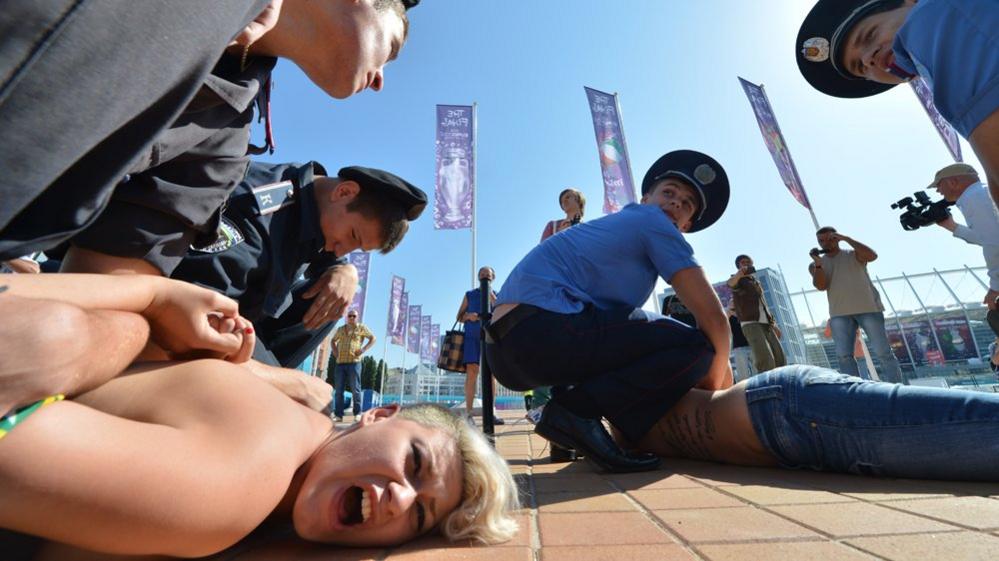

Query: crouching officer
795 0 999 208
171 161 426 367
484 150 732 473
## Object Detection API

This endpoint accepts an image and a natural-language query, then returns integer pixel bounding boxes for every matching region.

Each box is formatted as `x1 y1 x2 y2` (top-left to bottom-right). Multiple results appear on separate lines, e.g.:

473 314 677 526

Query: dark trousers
484 305 714 443
0 0 267 259
252 279 337 368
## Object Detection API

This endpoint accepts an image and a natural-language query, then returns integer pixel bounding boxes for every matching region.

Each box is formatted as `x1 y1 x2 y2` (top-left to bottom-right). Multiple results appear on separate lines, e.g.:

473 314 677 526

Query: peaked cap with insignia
642 150 729 233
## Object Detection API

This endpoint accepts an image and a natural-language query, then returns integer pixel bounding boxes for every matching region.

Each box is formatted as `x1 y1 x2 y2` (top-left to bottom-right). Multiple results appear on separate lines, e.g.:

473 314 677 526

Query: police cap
796 0 899 99
338 166 427 220
641 150 729 233
401 0 420 9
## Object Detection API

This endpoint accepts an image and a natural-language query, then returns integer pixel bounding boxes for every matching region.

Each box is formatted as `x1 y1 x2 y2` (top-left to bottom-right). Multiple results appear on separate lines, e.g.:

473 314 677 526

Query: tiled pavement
293 412 999 561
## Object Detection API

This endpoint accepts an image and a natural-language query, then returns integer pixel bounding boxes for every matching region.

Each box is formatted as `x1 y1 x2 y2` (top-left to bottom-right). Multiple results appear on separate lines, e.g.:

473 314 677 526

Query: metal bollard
479 276 495 438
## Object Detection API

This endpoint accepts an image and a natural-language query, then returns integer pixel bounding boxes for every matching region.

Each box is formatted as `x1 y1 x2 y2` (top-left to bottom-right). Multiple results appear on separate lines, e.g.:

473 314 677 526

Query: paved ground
278 411 999 561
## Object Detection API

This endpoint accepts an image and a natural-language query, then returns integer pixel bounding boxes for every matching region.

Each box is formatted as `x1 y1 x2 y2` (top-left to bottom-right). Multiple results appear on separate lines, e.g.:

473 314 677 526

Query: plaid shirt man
332 320 374 364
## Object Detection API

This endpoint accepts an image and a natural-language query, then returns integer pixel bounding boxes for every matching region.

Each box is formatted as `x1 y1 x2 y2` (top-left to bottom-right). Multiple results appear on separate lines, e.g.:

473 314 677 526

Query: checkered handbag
437 322 465 372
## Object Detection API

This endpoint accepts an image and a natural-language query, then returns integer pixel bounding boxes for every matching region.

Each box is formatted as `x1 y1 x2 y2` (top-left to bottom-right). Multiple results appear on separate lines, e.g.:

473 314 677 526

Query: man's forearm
844 237 877 262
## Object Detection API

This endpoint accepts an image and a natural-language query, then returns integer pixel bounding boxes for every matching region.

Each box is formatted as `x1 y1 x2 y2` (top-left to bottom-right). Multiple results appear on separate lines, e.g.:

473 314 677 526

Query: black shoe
549 443 578 463
493 415 506 425
535 401 661 473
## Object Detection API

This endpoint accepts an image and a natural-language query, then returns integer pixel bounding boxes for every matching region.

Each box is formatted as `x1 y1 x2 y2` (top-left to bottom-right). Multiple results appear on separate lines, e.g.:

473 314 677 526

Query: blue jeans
746 365 999 481
333 363 362 417
829 312 904 383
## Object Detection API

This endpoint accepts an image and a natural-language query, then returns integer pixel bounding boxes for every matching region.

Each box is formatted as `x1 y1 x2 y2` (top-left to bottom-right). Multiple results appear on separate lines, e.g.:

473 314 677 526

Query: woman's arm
0 361 319 557
1 273 246 358
0 298 149 414
456 295 469 322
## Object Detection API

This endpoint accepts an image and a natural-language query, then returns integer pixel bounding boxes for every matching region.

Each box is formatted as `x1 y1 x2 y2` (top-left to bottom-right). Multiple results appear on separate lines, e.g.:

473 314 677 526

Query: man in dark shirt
170 161 426 367
0 0 420 278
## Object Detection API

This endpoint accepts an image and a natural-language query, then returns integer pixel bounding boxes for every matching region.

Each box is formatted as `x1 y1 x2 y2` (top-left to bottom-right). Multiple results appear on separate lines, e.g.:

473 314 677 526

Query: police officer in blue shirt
795 0 999 208
484 150 732 473
171 161 426 367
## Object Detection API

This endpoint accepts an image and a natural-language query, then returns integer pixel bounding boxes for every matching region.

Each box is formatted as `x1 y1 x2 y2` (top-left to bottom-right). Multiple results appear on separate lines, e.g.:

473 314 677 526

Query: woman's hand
143 279 248 360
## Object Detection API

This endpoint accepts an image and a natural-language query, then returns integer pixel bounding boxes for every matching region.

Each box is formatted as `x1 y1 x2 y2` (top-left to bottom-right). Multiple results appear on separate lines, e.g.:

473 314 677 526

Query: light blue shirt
496 204 699 314
893 0 999 138
952 182 999 291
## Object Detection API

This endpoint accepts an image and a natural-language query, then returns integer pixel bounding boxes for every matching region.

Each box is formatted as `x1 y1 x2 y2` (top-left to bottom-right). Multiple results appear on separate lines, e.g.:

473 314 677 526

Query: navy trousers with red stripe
484 305 714 443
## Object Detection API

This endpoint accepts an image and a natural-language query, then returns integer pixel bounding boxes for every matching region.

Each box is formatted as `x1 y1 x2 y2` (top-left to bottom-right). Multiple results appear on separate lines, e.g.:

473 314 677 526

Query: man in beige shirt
808 227 904 383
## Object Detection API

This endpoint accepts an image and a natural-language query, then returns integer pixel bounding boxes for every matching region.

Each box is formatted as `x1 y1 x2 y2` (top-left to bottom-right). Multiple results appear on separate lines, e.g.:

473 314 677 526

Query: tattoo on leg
0 285 7 294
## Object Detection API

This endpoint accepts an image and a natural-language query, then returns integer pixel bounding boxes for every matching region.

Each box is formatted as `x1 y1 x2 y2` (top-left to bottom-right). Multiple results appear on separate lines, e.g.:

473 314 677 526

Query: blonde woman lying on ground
0 274 519 558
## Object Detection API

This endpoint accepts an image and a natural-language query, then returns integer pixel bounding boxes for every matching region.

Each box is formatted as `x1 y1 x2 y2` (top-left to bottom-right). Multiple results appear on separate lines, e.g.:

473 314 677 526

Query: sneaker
525 405 544 425
493 415 506 426
334 416 344 423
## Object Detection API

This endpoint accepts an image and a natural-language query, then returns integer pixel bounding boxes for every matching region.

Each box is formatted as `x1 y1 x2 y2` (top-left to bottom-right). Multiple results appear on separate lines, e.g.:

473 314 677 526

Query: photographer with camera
927 164 999 312
727 255 785 373
809 227 905 383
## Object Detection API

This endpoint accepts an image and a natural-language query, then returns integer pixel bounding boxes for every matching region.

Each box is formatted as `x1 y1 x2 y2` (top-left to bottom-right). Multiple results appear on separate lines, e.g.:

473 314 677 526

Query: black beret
400 0 420 9
338 166 427 220
641 150 729 233
796 0 898 99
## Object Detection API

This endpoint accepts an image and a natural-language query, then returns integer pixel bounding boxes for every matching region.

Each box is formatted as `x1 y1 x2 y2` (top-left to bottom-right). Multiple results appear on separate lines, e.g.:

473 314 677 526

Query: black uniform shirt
170 161 344 321
72 53 278 275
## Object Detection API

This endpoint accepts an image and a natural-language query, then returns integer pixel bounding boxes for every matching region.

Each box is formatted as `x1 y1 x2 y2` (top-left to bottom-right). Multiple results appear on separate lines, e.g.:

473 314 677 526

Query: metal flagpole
613 92 637 204
471 102 478 288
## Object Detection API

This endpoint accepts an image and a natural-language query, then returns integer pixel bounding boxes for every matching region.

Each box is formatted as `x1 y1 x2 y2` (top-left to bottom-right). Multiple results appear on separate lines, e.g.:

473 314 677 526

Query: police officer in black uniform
170 161 426 367
0 0 421 277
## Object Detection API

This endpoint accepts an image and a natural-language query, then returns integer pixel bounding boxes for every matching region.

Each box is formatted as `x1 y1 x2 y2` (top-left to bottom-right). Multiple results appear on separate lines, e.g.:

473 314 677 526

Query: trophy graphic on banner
438 145 469 222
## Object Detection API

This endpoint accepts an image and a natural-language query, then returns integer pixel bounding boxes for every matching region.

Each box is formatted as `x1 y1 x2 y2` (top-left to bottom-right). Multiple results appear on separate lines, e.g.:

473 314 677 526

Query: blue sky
257 1 988 367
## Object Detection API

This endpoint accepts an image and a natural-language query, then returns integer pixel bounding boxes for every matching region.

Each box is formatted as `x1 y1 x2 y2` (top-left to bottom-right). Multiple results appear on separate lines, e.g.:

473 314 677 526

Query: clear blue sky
256 0 987 367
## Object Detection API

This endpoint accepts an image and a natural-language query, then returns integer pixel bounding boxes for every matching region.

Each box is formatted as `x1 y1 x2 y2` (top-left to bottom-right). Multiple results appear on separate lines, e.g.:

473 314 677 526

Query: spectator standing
330 310 375 421
728 255 785 373
454 266 503 425
929 164 999 311
540 188 586 242
809 227 904 383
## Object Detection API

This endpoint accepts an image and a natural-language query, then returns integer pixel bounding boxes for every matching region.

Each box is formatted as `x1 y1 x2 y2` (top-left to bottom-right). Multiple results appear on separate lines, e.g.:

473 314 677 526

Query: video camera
890 191 954 231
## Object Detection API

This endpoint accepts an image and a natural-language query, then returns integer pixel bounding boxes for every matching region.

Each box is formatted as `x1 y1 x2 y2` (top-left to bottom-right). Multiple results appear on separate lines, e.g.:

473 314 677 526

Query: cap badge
694 164 716 185
801 37 830 63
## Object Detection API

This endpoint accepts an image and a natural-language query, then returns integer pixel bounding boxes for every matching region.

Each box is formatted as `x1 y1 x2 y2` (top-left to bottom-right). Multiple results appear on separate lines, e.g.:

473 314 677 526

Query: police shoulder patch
191 217 245 253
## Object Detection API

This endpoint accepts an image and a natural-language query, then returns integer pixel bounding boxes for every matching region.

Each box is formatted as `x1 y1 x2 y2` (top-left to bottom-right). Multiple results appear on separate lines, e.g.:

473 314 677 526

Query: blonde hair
397 404 520 544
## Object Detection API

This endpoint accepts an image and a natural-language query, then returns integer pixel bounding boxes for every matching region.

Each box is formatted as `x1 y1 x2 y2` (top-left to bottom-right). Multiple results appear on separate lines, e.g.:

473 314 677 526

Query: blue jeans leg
350 362 362 415
333 364 355 418
828 315 861 377
746 365 999 481
855 312 904 384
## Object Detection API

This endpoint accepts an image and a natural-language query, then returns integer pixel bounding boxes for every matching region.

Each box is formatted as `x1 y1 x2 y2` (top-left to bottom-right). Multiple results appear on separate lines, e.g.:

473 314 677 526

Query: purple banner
739 78 813 210
347 252 370 323
387 275 406 346
419 315 432 363
910 77 963 162
434 105 475 230
584 87 636 214
430 324 441 363
406 305 422 354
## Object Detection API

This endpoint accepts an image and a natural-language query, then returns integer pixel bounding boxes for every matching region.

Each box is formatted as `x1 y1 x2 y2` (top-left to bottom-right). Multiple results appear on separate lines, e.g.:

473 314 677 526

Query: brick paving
308 412 999 561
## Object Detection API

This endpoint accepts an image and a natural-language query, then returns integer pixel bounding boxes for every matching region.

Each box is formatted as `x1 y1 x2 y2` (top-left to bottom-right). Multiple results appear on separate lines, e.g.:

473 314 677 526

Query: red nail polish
244 327 254 335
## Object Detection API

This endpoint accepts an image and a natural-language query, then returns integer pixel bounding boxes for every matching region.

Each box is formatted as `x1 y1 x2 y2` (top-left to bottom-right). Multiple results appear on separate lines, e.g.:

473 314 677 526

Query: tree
360 356 378 389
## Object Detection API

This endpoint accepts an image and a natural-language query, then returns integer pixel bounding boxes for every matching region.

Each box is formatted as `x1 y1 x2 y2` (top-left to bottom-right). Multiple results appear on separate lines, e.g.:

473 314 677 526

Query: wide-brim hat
641 150 729 233
796 0 898 99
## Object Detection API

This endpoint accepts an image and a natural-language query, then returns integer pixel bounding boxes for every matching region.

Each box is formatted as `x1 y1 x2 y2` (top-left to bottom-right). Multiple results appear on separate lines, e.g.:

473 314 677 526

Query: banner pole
471 102 478 288
613 92 637 204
